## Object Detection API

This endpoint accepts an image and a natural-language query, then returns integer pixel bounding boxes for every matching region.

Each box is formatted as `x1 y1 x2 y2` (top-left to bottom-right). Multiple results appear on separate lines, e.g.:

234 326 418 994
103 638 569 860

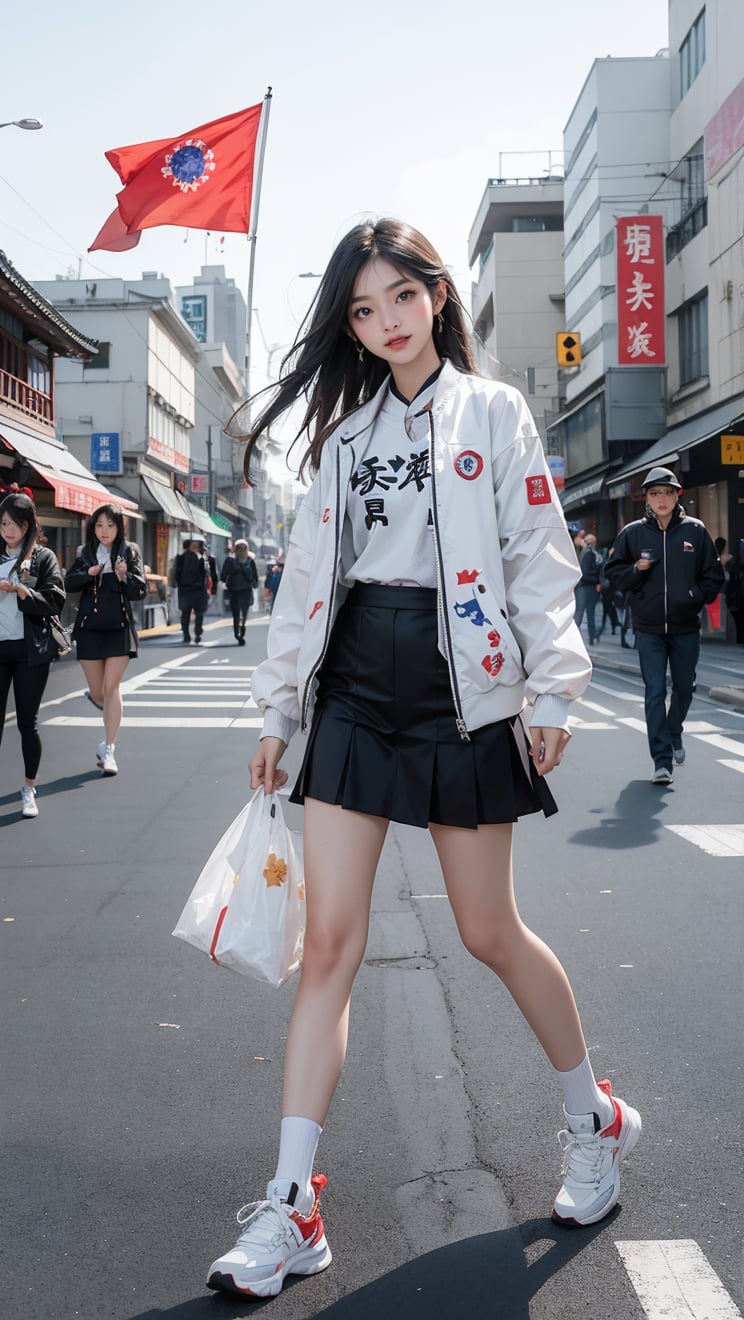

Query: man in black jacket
606 467 724 784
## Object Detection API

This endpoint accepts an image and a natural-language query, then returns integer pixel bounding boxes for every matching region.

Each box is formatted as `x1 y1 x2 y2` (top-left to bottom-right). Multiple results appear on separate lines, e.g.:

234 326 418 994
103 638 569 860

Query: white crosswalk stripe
616 1239 742 1318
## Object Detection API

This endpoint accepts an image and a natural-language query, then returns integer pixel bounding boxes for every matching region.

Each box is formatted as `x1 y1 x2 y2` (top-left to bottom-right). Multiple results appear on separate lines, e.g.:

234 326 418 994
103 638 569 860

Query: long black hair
229 218 477 482
85 503 126 567
0 492 41 574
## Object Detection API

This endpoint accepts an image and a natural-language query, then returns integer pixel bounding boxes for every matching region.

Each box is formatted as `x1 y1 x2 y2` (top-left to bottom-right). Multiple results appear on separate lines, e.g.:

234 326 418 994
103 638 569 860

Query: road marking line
576 698 616 715
589 681 644 702
617 717 649 734
616 1240 742 1318
693 733 744 756
665 824 744 857
122 701 253 709
567 718 616 729
718 759 744 775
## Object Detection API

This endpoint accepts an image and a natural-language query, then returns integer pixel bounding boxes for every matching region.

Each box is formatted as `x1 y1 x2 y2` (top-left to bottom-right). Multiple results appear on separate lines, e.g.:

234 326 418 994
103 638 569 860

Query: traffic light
556 332 582 367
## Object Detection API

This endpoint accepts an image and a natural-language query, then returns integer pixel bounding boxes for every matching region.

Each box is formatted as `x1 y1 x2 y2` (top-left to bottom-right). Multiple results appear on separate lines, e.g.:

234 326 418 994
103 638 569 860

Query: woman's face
94 513 118 547
0 513 27 550
348 257 444 375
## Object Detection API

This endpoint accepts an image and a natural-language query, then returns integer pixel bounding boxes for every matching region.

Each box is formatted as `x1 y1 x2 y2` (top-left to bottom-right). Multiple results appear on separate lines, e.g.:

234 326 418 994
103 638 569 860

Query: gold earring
436 312 444 334
355 339 365 362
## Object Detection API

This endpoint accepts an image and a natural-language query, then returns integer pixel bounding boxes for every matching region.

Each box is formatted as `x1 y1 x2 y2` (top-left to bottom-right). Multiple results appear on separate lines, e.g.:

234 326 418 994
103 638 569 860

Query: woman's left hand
0 581 26 599
114 558 128 582
0 580 14 593
529 725 570 776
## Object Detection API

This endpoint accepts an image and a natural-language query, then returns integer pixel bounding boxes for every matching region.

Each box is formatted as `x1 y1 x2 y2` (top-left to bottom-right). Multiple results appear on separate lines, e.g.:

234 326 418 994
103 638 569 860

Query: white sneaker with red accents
207 1174 332 1298
552 1079 641 1226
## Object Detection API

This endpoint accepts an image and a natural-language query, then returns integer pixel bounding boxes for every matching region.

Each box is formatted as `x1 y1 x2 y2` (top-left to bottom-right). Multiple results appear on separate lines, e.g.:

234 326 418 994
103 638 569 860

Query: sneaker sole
552 1102 642 1228
207 1238 332 1299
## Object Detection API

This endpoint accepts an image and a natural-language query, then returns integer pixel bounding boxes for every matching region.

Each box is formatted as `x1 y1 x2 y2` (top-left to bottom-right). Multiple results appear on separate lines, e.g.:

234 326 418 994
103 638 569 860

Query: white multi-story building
606 0 744 570
468 176 564 442
32 273 241 577
547 53 673 540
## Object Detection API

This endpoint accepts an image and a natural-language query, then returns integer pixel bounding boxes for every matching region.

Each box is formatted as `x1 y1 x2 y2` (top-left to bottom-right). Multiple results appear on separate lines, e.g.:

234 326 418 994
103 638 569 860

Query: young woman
219 539 259 644
206 220 641 1299
65 504 146 777
0 491 65 818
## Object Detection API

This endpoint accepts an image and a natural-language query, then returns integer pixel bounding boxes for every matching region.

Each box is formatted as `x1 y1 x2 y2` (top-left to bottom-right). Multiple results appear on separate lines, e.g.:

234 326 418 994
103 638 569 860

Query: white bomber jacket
253 361 591 745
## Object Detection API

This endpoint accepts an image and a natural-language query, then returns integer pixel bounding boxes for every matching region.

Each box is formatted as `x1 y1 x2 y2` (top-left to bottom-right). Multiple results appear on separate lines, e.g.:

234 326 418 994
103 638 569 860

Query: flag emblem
162 138 215 193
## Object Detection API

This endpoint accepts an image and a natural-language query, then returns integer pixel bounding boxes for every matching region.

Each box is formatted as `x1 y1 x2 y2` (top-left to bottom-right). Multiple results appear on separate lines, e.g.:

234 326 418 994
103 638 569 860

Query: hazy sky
2 0 669 389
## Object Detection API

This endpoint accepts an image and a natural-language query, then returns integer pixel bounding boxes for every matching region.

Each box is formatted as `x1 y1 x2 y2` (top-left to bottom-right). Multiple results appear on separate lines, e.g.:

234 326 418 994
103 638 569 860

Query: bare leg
429 821 587 1071
101 655 130 744
79 658 105 707
282 799 388 1123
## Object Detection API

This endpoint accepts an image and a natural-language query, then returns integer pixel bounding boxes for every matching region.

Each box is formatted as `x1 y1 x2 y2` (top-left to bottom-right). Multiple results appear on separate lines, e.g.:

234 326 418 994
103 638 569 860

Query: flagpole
244 87 272 410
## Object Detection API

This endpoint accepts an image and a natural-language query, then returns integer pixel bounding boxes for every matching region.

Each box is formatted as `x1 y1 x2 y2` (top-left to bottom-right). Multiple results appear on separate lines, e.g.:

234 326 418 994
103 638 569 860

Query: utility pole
206 425 215 515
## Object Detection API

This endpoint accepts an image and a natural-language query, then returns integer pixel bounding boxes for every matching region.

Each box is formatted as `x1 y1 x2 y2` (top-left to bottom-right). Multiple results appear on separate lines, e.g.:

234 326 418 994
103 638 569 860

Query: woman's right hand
88 564 102 576
249 736 288 794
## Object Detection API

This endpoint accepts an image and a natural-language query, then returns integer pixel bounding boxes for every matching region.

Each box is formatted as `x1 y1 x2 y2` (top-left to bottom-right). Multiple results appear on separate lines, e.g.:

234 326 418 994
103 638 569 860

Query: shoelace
234 1197 294 1252
557 1128 608 1186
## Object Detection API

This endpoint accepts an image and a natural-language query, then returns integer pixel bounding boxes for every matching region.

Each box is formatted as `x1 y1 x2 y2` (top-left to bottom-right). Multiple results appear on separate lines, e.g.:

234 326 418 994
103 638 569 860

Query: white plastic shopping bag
172 789 305 987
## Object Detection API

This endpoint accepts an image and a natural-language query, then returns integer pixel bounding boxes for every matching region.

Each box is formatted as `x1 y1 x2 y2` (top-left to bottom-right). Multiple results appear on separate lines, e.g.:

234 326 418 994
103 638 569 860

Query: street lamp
0 118 44 131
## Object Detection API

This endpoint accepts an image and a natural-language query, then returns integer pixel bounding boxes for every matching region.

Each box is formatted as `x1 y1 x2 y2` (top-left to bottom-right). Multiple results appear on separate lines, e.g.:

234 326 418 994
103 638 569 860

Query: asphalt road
2 614 743 1320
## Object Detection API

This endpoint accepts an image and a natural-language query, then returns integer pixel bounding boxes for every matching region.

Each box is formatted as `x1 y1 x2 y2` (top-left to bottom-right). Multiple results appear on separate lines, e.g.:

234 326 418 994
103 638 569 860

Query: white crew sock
267 1116 322 1215
556 1055 615 1129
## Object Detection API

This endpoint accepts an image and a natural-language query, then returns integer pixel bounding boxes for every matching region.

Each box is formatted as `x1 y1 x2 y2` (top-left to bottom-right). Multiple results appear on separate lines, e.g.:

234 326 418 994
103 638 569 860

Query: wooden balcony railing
0 369 52 424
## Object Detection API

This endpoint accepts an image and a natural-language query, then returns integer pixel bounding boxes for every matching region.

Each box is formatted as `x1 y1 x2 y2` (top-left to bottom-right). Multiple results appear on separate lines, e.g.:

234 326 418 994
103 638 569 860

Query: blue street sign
91 432 122 475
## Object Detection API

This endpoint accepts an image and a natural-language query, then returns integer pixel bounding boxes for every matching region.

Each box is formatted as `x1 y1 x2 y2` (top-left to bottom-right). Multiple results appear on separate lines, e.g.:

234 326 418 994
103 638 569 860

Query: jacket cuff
260 707 298 746
528 693 572 732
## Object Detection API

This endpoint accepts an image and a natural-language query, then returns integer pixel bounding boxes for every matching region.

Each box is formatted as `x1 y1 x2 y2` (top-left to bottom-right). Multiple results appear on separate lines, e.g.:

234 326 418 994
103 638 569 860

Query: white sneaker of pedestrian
20 785 39 818
96 740 106 767
672 742 686 765
101 744 118 776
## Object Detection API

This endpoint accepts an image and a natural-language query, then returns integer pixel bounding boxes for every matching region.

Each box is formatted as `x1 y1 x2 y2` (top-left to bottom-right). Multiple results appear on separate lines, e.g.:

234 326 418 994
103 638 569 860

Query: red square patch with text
525 475 551 506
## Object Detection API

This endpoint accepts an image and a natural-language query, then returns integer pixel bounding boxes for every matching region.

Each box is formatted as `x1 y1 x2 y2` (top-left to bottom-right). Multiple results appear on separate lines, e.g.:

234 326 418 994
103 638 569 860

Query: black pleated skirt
290 583 557 829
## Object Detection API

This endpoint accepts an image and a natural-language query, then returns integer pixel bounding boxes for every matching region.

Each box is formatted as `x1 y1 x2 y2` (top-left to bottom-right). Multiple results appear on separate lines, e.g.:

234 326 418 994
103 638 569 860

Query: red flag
89 208 142 253
89 103 263 252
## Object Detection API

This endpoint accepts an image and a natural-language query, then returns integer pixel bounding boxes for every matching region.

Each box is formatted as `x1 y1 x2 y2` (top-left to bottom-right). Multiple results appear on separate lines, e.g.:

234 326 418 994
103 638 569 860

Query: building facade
547 53 673 542
0 250 138 573
468 176 565 442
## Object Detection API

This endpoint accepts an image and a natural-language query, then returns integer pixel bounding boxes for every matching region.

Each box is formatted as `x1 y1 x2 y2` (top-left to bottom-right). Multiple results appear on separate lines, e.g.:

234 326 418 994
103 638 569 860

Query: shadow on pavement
125 1214 611 1320
0 770 101 823
567 777 672 850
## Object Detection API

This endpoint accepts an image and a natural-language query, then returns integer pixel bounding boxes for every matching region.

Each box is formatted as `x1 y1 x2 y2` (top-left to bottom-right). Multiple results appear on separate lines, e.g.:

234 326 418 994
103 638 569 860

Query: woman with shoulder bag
0 490 66 818
66 503 146 777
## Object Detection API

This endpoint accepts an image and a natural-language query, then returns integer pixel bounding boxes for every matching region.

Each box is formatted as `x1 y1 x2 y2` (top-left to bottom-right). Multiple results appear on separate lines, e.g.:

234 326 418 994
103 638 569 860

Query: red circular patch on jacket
454 450 483 480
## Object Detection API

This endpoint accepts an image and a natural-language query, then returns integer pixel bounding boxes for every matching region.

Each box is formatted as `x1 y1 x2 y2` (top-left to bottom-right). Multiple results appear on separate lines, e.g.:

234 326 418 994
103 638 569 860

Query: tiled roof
0 251 99 359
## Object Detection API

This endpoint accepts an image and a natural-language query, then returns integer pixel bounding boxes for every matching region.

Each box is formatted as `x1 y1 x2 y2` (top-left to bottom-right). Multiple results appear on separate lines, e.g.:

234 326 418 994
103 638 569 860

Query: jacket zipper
427 412 469 741
301 444 346 732
662 526 668 634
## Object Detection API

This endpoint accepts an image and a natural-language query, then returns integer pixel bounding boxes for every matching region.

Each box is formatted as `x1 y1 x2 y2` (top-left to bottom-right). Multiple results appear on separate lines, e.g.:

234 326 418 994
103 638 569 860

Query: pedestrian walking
264 559 284 613
65 504 146 777
605 467 724 784
573 533 603 645
206 219 643 1300
174 534 210 643
598 547 620 637
724 538 744 644
0 491 65 818
220 540 258 644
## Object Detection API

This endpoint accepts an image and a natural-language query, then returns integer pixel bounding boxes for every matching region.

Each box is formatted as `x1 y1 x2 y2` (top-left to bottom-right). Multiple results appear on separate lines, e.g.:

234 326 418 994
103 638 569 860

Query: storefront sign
705 77 744 179
617 216 666 366
191 473 209 493
721 434 744 464
547 455 565 492
91 432 122 474
147 435 189 473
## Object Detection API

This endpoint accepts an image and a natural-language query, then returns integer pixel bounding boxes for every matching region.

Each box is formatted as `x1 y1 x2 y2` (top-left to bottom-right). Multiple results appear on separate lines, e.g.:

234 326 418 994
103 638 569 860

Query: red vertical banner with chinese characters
617 216 666 365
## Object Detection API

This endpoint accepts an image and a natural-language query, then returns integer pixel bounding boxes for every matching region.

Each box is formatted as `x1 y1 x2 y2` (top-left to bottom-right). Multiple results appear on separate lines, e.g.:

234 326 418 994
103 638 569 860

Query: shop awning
183 500 231 538
0 416 138 516
559 473 606 511
606 390 744 491
141 475 192 523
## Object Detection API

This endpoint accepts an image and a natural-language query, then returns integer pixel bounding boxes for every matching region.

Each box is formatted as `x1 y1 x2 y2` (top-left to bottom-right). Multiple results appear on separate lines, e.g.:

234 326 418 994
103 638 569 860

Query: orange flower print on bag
263 852 288 888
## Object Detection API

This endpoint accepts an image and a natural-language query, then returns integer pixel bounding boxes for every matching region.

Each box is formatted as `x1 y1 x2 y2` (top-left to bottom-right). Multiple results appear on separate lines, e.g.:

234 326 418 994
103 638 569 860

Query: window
511 215 563 233
84 341 110 369
678 293 708 387
666 141 707 259
680 9 705 96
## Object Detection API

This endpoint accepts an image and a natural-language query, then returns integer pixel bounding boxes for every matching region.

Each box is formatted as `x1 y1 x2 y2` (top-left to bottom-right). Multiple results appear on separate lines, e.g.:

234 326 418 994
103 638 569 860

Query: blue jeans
635 630 700 768
574 584 600 643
